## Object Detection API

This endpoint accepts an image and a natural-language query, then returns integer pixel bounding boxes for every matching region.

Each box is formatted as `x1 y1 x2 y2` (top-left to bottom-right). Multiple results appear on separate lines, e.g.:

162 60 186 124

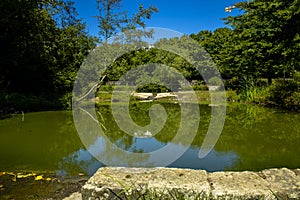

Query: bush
59 92 73 110
136 83 169 93
255 79 268 87
0 93 62 112
100 85 114 92
284 92 300 112
268 79 298 105
265 78 300 111
225 77 240 90
192 84 208 91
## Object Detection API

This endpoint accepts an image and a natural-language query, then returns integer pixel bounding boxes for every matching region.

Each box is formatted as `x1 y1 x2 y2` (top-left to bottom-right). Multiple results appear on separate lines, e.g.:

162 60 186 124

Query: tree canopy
192 0 300 84
95 0 158 41
0 0 97 109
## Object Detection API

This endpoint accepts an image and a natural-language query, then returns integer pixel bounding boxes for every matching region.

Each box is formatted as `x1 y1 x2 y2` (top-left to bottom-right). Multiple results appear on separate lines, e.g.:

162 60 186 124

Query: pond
0 103 299 177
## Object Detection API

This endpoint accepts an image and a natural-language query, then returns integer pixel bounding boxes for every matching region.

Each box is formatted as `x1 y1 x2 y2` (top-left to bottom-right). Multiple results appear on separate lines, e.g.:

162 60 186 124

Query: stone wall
75 167 300 200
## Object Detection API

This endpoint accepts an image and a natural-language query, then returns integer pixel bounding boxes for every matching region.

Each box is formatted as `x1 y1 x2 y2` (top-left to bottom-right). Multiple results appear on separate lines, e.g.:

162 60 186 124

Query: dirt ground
0 173 87 200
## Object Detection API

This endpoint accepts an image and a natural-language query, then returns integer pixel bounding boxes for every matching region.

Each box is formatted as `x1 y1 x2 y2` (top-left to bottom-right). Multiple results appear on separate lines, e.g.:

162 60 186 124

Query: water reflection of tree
58 148 103 176
75 105 152 167
216 104 300 171
97 104 136 150
93 103 300 171
0 111 84 172
97 103 208 148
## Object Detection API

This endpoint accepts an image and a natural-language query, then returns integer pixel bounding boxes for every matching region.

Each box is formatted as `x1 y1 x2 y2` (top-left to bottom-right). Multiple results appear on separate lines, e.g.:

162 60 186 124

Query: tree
224 0 300 84
0 0 97 110
95 0 158 41
191 28 235 79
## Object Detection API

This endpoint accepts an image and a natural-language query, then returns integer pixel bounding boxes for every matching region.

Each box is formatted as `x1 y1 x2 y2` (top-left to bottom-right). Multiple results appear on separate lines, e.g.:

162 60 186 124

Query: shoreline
1 167 299 199
67 167 300 200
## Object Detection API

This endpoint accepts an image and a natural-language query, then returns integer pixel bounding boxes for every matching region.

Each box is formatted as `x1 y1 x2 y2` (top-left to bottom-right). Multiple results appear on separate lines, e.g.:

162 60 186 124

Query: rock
147 168 210 199
208 86 220 91
209 171 274 199
154 93 177 99
131 92 154 100
81 167 210 200
63 192 82 200
81 167 300 200
260 168 300 199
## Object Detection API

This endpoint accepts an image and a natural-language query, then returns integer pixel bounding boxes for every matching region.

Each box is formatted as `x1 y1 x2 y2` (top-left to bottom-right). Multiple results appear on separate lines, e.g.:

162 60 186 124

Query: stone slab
81 167 300 200
63 192 82 200
260 168 300 199
209 171 274 200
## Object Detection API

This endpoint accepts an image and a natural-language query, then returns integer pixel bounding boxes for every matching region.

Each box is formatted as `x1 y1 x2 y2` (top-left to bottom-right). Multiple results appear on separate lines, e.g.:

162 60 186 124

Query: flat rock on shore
65 167 300 200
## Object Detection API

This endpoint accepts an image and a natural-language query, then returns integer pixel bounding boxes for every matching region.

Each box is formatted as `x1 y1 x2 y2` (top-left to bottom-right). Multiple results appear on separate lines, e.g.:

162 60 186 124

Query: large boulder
80 167 300 200
131 92 154 100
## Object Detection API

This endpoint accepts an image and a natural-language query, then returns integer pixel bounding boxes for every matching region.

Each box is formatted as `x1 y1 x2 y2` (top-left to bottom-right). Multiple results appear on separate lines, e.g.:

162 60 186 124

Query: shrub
0 93 60 112
100 85 114 92
284 92 300 112
225 76 240 90
59 92 73 110
192 84 208 91
136 83 169 93
268 79 298 105
255 79 268 87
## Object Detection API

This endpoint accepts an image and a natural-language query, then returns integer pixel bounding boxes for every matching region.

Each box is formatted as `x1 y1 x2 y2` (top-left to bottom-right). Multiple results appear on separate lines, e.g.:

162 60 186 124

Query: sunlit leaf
34 175 43 181
6 172 15 176
17 173 35 179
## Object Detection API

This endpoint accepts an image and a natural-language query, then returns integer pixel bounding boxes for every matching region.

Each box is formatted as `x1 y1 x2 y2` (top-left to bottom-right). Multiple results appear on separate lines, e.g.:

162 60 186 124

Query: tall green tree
95 0 158 41
224 0 300 84
0 0 97 109
191 28 235 79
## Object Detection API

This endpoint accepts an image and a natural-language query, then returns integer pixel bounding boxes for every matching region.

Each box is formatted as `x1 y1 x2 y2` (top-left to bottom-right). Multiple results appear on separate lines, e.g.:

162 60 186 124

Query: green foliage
224 0 300 82
191 84 208 91
58 92 73 110
191 28 235 79
191 0 300 84
100 85 114 92
104 47 202 90
284 92 300 112
0 0 97 111
0 93 60 112
224 77 240 91
233 76 268 103
224 76 300 112
95 0 158 41
191 4 300 111
226 89 239 102
268 79 299 106
136 84 169 93
293 70 300 82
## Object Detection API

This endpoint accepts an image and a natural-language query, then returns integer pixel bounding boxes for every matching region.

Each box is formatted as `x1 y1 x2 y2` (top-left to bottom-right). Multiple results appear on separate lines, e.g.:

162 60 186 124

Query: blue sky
73 0 242 37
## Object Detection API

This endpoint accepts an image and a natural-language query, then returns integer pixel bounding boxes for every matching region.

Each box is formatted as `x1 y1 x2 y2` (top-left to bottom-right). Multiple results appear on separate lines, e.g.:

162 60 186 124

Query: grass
96 186 289 200
91 175 288 200
99 174 208 200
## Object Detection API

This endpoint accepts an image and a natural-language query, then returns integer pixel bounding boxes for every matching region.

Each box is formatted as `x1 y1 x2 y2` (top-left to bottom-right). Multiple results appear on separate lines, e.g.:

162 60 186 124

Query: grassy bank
1 79 299 117
230 79 300 112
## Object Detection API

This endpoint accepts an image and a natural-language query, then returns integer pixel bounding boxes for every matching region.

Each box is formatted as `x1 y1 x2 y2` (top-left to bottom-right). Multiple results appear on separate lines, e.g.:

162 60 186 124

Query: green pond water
0 103 299 176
